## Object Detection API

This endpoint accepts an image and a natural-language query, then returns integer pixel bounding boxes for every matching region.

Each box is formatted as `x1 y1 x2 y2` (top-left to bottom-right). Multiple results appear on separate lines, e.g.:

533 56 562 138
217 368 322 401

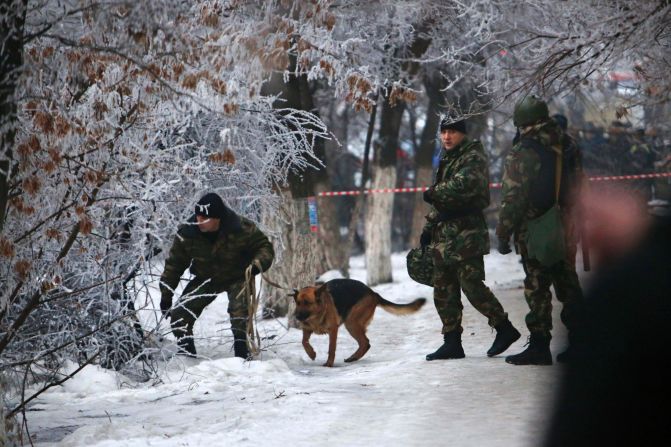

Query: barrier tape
316 172 671 197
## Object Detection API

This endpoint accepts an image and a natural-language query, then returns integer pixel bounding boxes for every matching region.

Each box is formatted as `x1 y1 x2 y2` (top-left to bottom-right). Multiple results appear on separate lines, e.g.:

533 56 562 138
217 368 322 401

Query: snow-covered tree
0 0 329 423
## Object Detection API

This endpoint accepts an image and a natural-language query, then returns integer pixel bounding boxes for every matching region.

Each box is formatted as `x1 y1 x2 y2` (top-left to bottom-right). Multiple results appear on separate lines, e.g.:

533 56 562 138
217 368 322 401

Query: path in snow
26 252 589 447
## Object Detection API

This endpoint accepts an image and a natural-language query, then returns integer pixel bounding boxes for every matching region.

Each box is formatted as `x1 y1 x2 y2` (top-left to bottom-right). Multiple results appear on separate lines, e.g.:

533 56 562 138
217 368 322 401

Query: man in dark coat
544 200 670 446
160 193 274 358
422 117 520 361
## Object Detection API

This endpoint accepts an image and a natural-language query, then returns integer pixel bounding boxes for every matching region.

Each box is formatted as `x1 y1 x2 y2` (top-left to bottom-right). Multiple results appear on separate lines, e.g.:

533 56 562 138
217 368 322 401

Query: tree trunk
260 190 319 327
0 1 26 233
410 164 434 245
365 165 396 285
410 74 445 246
259 53 341 320
322 98 350 276
364 30 431 283
365 90 404 285
1 17 26 427
297 76 345 277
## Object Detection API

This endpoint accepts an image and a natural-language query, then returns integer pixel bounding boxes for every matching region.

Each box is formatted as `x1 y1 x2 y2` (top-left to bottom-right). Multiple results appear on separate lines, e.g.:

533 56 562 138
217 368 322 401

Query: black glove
420 230 432 248
250 264 261 275
423 187 434 204
497 238 512 255
160 295 172 318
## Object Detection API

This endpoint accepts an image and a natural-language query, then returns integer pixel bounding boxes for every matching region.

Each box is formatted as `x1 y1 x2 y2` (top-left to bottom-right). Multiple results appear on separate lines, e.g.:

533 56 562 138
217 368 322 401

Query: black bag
521 137 567 266
526 204 566 266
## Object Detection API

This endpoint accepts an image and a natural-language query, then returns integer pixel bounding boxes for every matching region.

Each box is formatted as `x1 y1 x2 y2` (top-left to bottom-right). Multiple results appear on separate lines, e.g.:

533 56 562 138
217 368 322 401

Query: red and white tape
587 172 671 182
316 172 671 197
318 186 428 197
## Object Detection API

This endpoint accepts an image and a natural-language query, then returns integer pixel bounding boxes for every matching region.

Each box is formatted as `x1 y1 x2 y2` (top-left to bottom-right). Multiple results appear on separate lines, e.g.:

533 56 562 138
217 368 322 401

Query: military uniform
423 137 507 334
496 119 584 342
160 210 274 355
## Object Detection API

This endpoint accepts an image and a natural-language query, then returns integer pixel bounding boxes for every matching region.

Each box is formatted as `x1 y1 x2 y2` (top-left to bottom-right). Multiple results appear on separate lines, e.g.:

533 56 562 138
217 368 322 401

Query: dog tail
376 295 426 315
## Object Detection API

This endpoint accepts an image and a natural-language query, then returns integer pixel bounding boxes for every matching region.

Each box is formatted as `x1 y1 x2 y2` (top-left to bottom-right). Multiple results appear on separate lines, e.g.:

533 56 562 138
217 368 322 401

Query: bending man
160 193 274 358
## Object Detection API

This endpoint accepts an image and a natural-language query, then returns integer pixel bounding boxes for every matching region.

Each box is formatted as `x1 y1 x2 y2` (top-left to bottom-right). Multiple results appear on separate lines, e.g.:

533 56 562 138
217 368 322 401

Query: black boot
426 330 465 361
176 336 197 357
487 319 521 357
505 332 552 365
232 328 251 360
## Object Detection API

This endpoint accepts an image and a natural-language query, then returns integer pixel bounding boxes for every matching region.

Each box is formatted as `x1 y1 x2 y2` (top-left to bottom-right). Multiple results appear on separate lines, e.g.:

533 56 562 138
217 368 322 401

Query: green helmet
513 95 549 127
406 247 434 286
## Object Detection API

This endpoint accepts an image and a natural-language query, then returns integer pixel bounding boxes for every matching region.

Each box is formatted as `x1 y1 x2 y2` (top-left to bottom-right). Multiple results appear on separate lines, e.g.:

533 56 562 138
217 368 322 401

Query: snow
26 252 588 446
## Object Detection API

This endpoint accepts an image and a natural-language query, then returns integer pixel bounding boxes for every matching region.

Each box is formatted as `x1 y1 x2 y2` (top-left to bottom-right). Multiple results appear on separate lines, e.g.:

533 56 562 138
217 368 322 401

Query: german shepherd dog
291 278 426 367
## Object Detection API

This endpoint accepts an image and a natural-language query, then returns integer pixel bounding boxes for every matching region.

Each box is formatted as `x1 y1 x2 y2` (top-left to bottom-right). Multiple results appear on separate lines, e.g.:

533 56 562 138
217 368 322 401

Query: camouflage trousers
170 277 249 341
521 244 584 338
432 253 507 333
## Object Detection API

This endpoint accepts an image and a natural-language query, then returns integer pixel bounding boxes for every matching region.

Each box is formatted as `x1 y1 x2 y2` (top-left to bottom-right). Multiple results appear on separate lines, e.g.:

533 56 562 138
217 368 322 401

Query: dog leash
258 271 293 292
240 260 295 356
236 260 300 358
242 261 262 357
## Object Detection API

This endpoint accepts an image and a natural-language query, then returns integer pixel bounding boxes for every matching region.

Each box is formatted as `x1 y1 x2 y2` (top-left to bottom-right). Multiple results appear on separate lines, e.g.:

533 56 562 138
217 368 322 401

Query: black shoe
505 333 552 365
426 330 465 361
176 337 197 357
487 319 521 357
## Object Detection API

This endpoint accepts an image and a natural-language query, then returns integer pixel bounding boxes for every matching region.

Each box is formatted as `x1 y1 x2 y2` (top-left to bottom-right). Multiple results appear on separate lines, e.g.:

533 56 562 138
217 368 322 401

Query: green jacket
496 119 570 242
423 138 491 263
160 212 274 303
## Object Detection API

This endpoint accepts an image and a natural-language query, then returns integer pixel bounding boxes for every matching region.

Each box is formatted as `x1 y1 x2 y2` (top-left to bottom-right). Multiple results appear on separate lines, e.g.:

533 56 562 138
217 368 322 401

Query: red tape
317 172 671 197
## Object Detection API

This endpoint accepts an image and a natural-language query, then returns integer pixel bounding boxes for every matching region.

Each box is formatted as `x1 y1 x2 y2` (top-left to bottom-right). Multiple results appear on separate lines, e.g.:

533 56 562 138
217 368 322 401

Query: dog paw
305 348 316 360
323 361 334 367
344 356 358 363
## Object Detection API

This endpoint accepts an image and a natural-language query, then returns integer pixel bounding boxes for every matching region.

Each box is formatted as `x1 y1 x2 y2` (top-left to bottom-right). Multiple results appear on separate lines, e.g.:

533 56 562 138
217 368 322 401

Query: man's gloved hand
160 295 172 318
497 238 512 255
420 229 432 248
423 187 434 204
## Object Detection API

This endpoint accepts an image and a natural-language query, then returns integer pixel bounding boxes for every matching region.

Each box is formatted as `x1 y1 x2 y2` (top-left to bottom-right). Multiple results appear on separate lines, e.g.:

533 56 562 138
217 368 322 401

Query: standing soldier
422 117 521 361
160 192 274 358
496 96 585 366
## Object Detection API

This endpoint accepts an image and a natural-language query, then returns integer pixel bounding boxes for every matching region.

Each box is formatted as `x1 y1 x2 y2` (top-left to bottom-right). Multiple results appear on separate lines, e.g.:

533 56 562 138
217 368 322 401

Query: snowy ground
26 251 591 447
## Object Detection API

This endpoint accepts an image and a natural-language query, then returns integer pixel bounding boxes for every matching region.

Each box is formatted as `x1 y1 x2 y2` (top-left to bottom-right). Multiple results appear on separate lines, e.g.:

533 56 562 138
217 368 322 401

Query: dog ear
288 288 299 301
315 284 327 304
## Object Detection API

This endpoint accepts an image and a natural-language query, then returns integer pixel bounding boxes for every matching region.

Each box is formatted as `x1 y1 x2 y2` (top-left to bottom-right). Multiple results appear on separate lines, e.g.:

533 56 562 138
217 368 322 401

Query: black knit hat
195 193 227 219
439 117 467 134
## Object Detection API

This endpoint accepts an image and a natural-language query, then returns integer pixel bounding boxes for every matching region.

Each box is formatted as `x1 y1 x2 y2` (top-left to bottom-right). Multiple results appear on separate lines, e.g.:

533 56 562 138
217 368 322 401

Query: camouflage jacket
423 138 491 263
160 212 274 301
496 119 575 242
